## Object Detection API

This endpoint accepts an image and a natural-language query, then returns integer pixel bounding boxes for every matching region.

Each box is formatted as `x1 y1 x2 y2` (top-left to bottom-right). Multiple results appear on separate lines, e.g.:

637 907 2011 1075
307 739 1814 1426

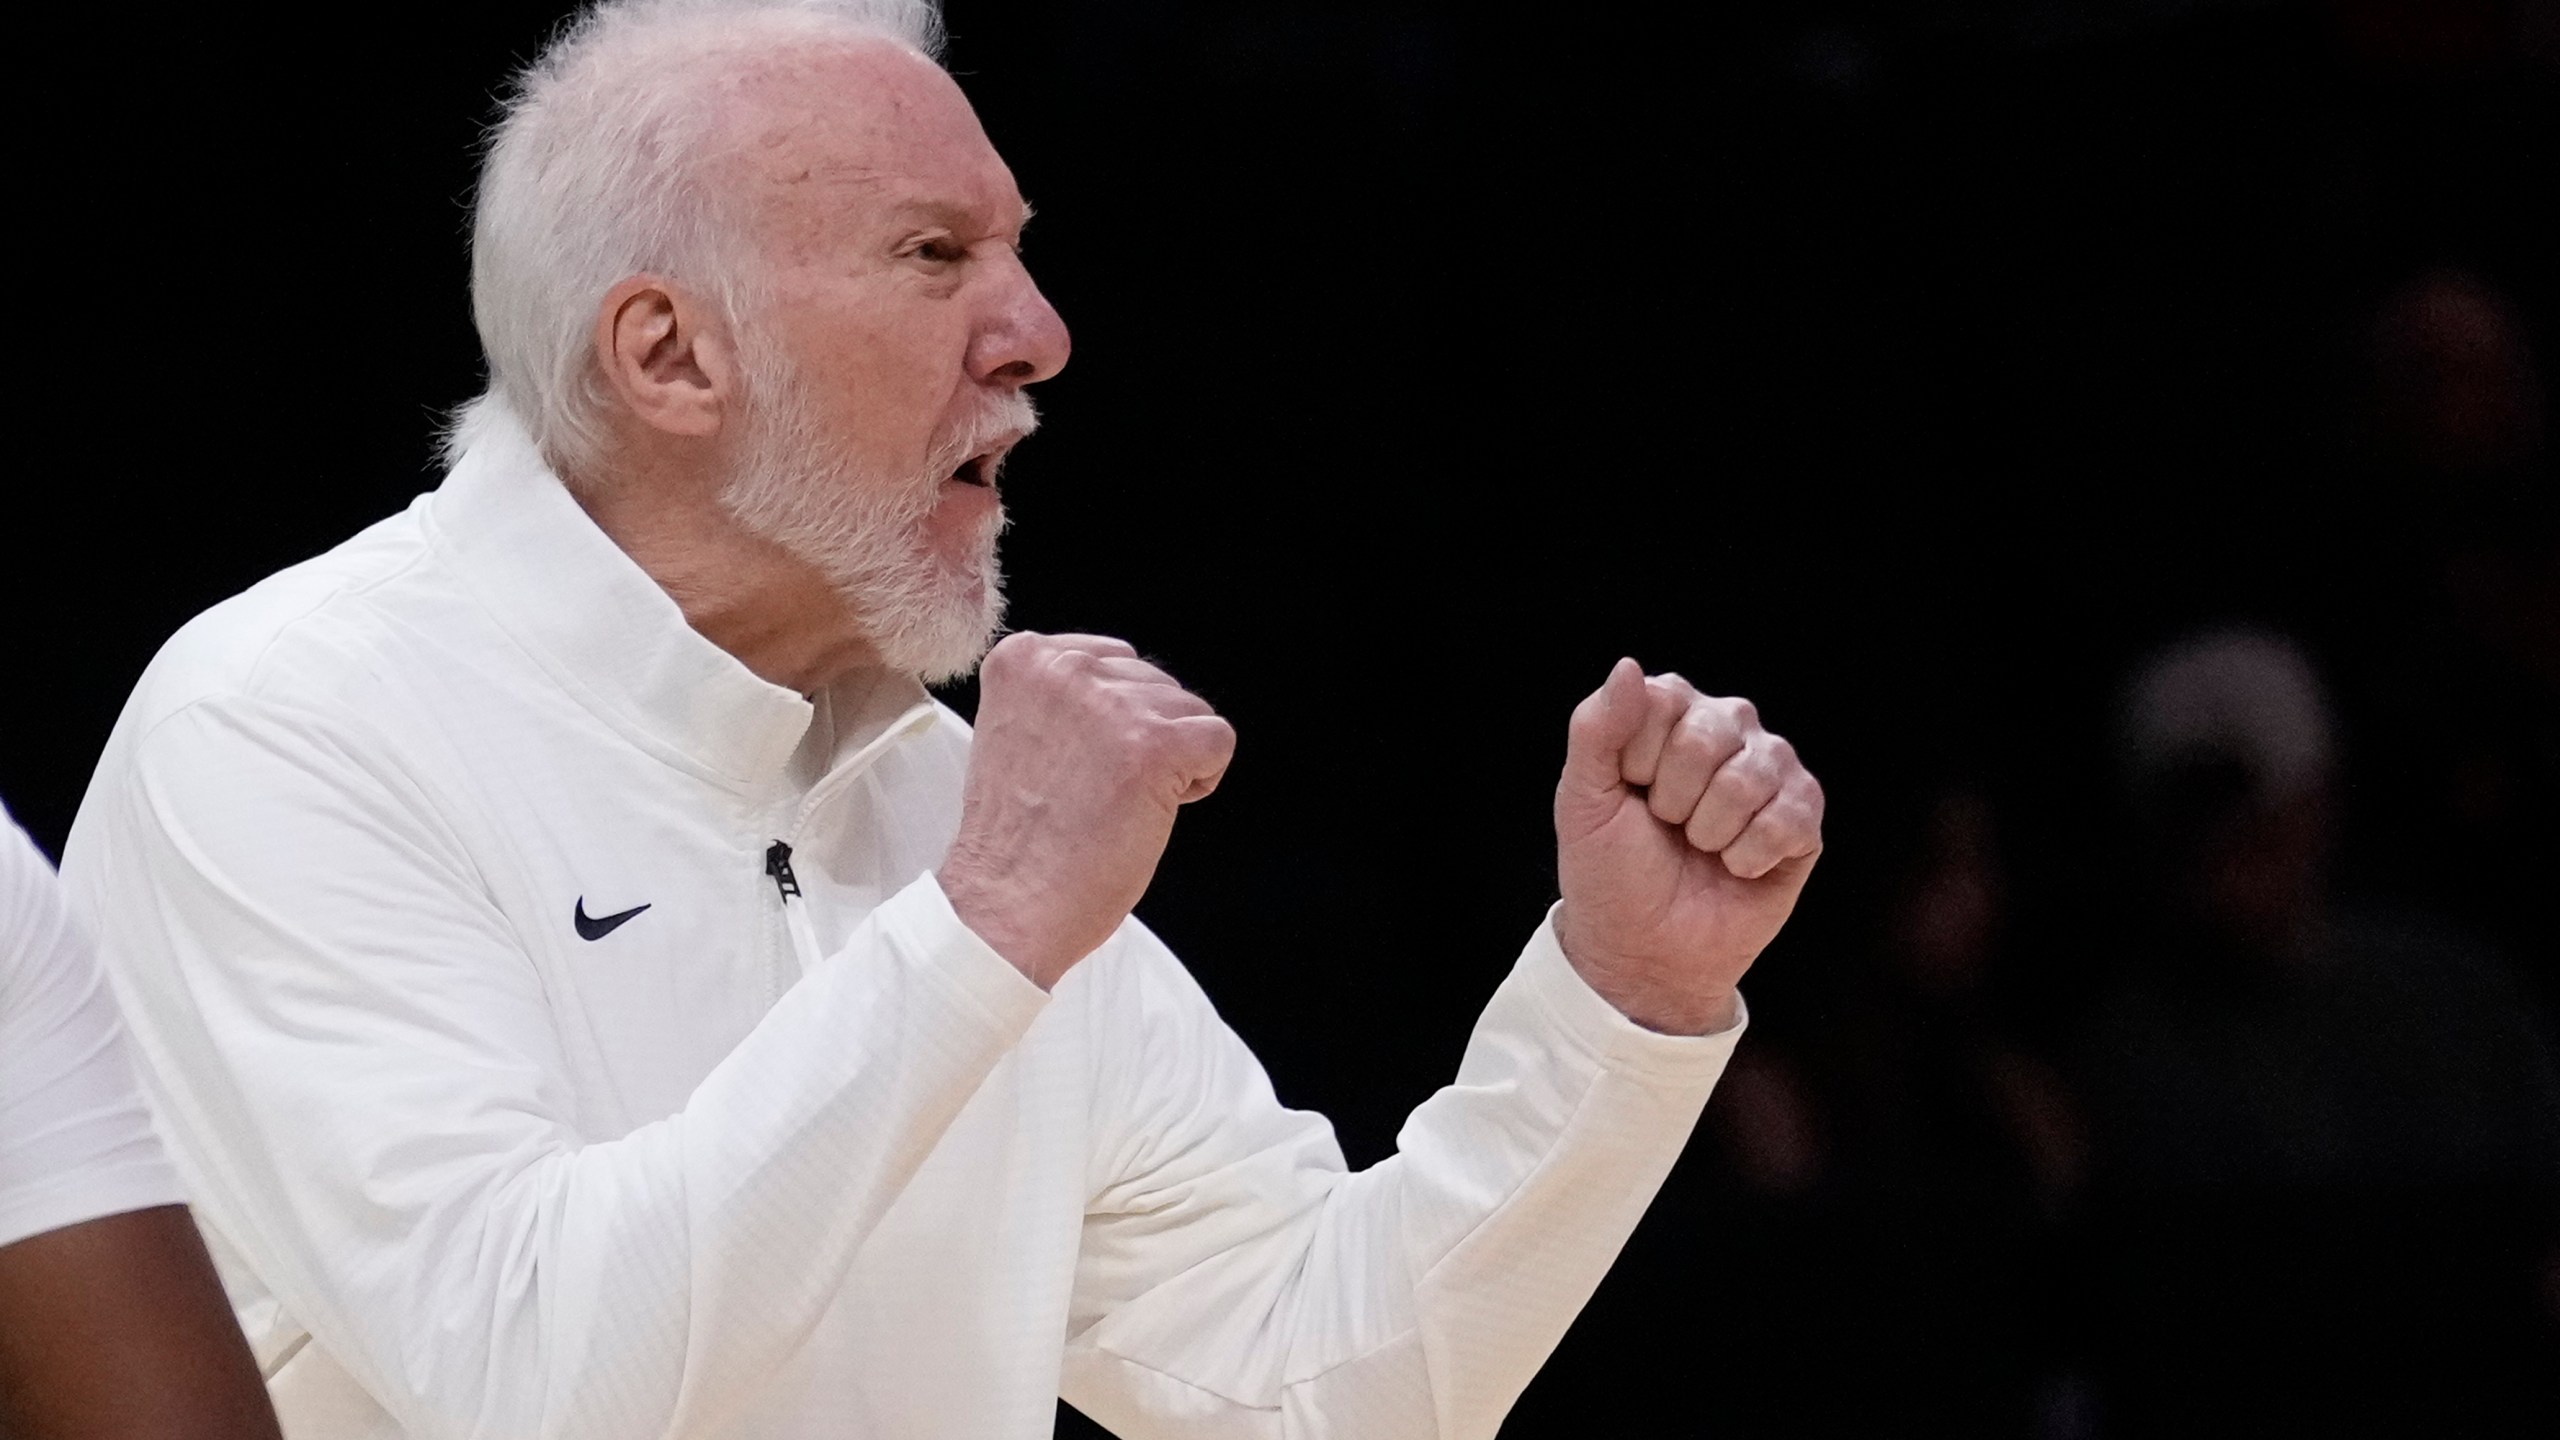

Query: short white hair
2119 626 2338 807
455 0 946 476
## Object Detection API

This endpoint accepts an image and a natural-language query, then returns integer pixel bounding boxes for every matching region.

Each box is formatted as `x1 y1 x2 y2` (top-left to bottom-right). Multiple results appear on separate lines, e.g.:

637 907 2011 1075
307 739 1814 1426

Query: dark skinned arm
0 1204 281 1440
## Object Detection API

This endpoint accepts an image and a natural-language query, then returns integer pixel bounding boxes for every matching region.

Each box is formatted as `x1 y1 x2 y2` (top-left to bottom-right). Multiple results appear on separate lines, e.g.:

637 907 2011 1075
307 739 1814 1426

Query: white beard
718 356 1033 684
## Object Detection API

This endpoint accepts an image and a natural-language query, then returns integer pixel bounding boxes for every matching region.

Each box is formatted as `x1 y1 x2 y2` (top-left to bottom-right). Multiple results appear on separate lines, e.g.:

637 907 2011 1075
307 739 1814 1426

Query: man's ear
592 274 738 438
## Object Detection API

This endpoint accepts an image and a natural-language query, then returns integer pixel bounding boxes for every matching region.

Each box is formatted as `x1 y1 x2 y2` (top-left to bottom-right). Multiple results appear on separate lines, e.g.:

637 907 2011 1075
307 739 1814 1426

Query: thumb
1164 715 1237 804
1559 658 1649 811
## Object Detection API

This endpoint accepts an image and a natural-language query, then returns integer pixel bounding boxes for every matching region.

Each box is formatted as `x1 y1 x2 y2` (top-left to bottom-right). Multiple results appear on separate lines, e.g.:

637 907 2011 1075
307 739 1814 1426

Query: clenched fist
1555 660 1824 1035
938 632 1236 989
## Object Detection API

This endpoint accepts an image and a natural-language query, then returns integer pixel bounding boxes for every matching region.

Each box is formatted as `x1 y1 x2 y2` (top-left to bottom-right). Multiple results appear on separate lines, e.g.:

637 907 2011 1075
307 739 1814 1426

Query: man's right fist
937 632 1236 988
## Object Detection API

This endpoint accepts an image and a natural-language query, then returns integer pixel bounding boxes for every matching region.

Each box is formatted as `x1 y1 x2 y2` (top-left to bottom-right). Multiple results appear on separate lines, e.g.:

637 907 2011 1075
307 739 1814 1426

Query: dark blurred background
5 0 2555 1434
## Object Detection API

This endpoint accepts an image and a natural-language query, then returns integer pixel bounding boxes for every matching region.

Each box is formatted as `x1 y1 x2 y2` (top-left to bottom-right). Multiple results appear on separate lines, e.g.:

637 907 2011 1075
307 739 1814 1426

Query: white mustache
929 391 1041 479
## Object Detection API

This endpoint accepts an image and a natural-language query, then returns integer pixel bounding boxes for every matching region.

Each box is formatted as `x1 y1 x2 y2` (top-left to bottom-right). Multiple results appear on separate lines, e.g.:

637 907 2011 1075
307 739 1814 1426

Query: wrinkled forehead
711 38 1023 263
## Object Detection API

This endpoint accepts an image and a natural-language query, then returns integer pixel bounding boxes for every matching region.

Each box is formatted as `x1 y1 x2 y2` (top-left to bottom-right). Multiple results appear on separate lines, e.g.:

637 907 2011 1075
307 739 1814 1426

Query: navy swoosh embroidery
574 898 651 941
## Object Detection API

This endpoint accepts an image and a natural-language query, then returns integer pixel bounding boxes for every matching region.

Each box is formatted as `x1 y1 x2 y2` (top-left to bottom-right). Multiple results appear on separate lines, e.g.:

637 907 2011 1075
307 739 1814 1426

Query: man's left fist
1553 659 1824 1035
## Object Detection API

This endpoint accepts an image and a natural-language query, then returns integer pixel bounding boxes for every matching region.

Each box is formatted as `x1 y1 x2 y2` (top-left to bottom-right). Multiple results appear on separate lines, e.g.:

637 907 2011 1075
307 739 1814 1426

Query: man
0 804 282 1438
2086 628 2560 1434
64 2 1825 1436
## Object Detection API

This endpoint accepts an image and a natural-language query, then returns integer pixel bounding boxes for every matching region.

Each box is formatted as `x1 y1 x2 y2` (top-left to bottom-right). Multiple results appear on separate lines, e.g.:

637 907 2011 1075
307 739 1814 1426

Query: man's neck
564 453 879 696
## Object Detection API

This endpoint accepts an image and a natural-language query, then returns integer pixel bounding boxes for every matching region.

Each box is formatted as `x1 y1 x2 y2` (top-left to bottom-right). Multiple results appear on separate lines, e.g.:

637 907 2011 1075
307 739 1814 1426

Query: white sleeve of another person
0 805 186 1250
59 697 1046 1440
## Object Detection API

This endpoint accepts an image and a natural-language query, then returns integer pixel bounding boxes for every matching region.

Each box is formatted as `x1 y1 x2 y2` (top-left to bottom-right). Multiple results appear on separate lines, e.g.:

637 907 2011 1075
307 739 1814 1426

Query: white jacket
61 406 1741 1440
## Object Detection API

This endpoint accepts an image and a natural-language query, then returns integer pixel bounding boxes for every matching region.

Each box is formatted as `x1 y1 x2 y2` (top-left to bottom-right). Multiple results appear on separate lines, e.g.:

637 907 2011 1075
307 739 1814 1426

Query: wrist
1554 908 1742 1037
1641 988 1739 1036
1580 969 1739 1036
935 864 1066 990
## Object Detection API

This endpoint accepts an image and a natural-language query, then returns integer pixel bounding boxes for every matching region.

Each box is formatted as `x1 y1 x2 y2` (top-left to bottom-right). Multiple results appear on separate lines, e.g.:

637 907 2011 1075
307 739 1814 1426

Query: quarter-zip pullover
61 405 1743 1439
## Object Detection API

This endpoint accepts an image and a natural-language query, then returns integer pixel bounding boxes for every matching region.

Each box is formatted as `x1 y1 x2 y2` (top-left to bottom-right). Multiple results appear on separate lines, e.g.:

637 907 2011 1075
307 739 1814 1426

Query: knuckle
1672 713 1731 763
1772 798 1819 842
1115 722 1163 767
1744 747 1787 791
1705 749 1759 793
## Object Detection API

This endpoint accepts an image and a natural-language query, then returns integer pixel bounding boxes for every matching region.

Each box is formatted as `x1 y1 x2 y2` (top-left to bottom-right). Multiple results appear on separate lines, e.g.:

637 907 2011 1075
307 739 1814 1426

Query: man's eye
913 239 966 263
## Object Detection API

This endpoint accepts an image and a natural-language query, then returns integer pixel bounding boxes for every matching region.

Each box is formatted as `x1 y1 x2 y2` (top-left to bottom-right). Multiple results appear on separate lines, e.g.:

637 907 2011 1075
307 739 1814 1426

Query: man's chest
422 707 972 1135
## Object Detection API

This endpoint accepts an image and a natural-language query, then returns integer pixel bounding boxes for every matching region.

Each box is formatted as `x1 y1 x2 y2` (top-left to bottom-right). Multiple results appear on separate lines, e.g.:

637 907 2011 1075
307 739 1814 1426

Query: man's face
715 39 1069 680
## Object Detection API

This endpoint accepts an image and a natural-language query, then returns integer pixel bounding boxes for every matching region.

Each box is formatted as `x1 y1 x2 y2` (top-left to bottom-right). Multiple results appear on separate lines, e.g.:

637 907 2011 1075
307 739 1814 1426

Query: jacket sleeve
61 695 1047 1440
1059 912 1741 1439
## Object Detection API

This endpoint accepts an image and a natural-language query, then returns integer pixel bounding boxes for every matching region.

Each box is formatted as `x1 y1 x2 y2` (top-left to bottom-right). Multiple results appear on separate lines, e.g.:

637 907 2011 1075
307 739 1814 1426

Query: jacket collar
426 402 928 792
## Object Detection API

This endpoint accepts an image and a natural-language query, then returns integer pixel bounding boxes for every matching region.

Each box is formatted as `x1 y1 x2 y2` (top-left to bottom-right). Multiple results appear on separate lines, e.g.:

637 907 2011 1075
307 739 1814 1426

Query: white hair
2119 627 2338 806
454 0 946 475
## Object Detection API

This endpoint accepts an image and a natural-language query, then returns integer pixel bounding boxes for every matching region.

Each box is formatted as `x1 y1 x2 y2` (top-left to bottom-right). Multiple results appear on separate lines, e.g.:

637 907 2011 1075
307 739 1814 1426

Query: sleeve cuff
1516 902 1746 1083
0 1162 190 1251
878 871 1053 1032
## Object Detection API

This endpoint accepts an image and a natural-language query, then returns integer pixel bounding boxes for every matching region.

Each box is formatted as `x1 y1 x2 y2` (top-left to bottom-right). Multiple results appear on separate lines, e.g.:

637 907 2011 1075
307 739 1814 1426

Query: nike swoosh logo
574 898 651 941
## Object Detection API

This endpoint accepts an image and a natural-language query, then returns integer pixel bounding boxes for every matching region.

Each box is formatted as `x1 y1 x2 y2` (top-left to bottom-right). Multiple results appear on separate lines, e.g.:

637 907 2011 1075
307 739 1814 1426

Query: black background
6 1 2555 1435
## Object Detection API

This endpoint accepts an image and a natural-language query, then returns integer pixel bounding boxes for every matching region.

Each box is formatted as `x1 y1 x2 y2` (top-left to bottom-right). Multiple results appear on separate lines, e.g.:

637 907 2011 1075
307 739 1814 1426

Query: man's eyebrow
888 197 1036 236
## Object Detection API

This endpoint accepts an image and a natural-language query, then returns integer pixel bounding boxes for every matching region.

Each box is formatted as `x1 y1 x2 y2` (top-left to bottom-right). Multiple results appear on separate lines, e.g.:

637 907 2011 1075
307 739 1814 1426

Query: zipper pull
764 840 802 901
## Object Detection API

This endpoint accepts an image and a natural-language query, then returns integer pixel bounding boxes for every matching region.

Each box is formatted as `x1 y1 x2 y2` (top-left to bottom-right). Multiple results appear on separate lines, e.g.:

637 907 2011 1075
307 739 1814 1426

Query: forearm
651 874 1046 1429
0 1206 283 1440
1065 915 1738 1438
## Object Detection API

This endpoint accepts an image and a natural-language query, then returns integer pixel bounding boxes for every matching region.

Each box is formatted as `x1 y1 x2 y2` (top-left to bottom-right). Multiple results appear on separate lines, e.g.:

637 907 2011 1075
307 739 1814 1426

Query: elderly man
63 2 1823 1436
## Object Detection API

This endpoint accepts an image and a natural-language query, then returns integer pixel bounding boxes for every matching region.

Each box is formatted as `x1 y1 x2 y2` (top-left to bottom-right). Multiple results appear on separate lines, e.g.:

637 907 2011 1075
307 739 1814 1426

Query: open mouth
951 430 1029 490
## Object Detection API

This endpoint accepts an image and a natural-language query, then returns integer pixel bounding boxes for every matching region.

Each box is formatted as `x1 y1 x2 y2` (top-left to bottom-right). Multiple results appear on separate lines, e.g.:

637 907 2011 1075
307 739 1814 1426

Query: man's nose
968 255 1070 387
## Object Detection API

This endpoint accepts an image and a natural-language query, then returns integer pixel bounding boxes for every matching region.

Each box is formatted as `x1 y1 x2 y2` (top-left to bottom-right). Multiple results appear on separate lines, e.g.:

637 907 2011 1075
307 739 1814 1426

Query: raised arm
1059 660 1823 1438
58 629 1234 1440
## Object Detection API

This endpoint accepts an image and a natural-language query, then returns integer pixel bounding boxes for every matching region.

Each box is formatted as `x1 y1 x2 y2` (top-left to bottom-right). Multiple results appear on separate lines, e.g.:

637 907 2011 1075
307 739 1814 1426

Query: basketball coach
61 2 1824 1435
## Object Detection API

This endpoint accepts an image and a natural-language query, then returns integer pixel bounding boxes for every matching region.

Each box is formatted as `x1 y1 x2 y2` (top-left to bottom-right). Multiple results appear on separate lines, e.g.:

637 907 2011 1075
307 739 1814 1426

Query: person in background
2330 267 2556 1007
1704 780 2089 1438
2080 626 2560 1437
0 803 282 1439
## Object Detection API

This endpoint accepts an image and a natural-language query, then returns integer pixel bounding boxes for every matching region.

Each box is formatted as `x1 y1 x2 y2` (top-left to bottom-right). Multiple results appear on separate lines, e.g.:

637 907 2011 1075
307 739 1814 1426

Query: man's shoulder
117 497 452 734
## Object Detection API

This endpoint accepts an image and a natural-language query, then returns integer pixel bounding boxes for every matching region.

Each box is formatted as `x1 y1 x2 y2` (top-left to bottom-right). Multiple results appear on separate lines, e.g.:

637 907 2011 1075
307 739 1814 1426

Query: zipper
760 699 938 989
766 839 823 979
785 699 940 837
